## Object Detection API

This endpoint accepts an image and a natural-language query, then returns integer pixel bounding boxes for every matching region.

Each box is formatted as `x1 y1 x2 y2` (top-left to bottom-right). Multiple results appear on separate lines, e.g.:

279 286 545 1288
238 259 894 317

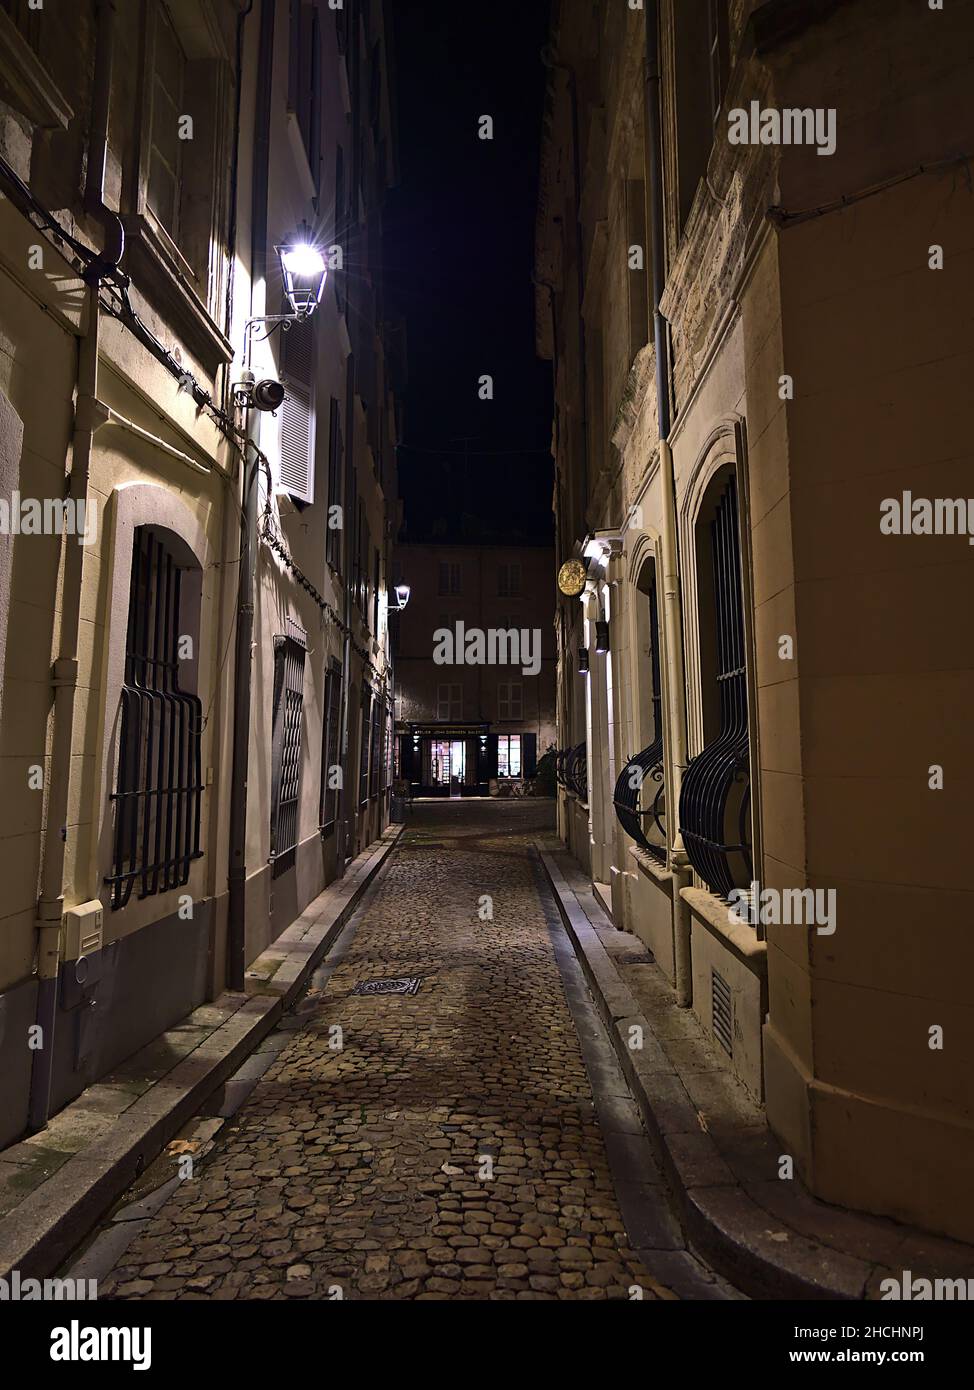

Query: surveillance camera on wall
232 368 286 413
253 378 285 411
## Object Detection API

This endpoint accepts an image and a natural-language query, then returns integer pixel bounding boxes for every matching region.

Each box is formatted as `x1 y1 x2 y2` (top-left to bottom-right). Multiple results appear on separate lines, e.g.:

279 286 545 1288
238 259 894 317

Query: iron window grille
614 569 666 862
270 619 307 878
369 690 381 798
679 473 753 901
359 689 372 805
567 742 588 802
382 701 393 792
108 527 203 911
319 661 341 834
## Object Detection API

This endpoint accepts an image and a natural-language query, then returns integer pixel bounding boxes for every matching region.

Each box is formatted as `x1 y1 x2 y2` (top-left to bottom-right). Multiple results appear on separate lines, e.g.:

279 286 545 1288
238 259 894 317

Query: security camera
231 368 287 412
253 377 286 412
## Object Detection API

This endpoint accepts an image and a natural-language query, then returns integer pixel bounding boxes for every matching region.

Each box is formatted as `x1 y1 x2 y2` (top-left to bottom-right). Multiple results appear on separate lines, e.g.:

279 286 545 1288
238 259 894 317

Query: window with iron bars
382 700 393 791
319 660 342 834
108 527 204 911
614 561 666 863
359 689 372 805
679 470 752 902
369 690 381 798
270 620 307 877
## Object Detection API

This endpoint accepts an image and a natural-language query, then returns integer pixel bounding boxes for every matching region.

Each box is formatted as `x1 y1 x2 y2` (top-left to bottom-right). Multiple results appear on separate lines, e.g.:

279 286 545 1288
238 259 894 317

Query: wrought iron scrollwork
566 741 587 800
614 739 666 862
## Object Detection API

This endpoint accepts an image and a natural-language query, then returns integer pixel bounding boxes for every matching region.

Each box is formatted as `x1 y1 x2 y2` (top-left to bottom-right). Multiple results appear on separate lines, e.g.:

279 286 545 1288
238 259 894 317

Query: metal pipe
28 0 120 1130
335 356 355 878
227 0 273 990
643 0 693 1004
540 51 590 521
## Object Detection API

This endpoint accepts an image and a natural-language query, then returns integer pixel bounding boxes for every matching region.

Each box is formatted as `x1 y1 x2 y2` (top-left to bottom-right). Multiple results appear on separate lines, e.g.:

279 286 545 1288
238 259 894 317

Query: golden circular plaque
557 558 587 597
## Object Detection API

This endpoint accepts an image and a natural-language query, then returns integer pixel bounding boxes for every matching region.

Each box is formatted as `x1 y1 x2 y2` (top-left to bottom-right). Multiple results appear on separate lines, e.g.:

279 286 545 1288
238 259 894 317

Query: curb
538 847 875 1300
0 825 402 1281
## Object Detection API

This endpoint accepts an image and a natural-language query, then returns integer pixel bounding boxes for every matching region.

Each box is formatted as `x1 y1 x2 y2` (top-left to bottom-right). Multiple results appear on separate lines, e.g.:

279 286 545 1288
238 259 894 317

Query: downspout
540 51 589 528
227 0 273 990
643 0 693 1005
29 0 119 1130
335 358 355 877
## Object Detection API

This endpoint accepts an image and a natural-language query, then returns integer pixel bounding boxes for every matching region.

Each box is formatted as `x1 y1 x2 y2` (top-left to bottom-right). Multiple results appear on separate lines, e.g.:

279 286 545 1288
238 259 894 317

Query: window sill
628 843 673 889
680 885 768 973
121 211 233 372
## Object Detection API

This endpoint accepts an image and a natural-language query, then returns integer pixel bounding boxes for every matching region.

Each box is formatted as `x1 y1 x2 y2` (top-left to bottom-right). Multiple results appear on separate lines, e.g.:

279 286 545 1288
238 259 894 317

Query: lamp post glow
277 228 327 318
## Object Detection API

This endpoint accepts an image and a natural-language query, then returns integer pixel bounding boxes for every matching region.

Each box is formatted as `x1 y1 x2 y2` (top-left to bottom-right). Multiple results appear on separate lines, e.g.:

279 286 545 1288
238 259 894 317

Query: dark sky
384 0 553 545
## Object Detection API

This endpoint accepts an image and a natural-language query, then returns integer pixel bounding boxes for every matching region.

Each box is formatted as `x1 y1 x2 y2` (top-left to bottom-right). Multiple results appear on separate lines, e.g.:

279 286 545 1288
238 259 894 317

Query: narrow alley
74 803 729 1302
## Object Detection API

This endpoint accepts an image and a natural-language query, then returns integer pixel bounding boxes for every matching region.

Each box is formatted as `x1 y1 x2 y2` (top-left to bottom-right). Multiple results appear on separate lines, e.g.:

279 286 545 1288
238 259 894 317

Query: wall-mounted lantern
578 646 590 673
391 583 411 610
594 620 610 653
277 222 328 318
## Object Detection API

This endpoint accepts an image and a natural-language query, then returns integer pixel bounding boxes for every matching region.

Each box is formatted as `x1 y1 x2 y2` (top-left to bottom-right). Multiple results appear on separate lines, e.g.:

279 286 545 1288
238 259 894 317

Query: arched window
614 556 666 861
680 467 752 899
108 526 203 910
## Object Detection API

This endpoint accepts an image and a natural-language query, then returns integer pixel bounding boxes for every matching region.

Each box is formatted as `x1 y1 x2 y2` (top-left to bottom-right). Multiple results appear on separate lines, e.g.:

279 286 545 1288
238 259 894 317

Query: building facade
392 541 556 796
537 0 974 1242
0 0 400 1148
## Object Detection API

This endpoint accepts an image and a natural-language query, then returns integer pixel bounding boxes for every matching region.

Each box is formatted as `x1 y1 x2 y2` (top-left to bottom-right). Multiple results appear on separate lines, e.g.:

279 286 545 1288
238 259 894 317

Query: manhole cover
351 976 423 997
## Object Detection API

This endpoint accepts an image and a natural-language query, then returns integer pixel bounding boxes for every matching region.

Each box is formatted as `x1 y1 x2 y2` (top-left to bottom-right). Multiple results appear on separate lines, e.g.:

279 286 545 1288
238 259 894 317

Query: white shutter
279 321 316 503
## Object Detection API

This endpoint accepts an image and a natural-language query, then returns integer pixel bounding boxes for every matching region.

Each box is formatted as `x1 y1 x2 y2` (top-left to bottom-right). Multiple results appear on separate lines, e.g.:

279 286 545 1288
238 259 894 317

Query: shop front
396 722 490 797
395 723 538 798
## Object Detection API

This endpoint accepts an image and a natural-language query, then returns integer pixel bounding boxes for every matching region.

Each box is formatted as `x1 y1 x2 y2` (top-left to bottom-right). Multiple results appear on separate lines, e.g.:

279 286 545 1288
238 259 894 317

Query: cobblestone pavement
98 801 682 1301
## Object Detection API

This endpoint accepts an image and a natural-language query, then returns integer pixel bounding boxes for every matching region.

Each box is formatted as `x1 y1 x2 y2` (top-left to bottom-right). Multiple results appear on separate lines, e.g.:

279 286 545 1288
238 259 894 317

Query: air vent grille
711 968 733 1056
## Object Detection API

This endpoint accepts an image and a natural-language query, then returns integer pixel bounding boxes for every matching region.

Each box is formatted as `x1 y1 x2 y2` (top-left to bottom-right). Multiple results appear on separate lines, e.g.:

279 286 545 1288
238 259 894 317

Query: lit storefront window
497 734 521 778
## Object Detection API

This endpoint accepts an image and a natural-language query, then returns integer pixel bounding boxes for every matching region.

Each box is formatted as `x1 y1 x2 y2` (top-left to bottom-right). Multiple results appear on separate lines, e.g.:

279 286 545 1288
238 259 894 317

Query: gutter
28 0 121 1130
227 0 271 990
643 0 693 1005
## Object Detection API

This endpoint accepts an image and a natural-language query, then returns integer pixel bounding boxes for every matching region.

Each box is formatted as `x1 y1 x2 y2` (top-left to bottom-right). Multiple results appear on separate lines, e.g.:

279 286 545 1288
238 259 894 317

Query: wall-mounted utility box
62 900 104 963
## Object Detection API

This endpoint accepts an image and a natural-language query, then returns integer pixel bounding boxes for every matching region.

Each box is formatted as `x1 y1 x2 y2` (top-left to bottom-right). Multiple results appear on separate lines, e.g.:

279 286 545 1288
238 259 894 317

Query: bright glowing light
282 244 326 276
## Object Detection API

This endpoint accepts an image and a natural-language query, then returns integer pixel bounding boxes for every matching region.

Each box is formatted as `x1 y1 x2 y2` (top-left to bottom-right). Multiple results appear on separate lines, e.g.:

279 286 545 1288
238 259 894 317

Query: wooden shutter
522 733 537 777
280 320 316 503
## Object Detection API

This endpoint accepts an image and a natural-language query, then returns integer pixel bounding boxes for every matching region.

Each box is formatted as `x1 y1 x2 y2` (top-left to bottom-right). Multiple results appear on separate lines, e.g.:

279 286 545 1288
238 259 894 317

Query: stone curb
538 847 875 1301
0 825 402 1281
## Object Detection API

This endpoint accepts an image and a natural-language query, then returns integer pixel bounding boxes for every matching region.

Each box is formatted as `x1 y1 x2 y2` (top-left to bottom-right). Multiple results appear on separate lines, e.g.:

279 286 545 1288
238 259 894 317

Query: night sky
384 0 554 545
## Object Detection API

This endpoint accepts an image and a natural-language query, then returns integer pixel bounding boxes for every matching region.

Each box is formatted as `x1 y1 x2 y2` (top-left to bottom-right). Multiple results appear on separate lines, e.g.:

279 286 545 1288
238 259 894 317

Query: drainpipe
227 0 274 990
643 0 693 1005
335 357 355 877
540 51 589 525
28 0 121 1130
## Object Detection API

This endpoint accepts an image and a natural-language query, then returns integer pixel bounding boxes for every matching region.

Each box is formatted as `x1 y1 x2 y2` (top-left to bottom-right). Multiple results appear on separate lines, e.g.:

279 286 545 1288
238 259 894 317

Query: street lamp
392 583 411 610
277 226 328 318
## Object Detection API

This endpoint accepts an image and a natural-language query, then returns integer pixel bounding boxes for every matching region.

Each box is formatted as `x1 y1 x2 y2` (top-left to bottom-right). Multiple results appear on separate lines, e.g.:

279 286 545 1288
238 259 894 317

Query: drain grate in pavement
622 952 655 965
350 976 423 997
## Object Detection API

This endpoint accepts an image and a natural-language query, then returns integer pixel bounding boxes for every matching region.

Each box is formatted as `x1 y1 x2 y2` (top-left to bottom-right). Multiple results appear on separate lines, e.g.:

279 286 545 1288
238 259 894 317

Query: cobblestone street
91 801 698 1301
